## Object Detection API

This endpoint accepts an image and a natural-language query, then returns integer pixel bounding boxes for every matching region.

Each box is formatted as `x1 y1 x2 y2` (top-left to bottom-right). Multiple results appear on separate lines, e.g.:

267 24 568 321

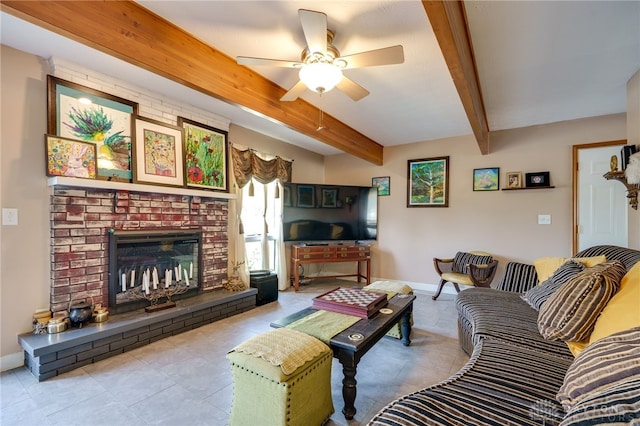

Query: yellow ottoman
364 280 414 339
226 328 334 426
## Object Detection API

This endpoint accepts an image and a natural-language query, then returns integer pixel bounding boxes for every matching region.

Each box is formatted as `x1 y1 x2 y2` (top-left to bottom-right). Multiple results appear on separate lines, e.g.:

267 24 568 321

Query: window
241 179 281 271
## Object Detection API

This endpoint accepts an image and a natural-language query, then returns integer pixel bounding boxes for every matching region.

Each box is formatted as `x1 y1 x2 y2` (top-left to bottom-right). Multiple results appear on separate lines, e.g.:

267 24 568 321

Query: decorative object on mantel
225 261 248 292
178 117 229 192
47 75 138 181
45 135 97 179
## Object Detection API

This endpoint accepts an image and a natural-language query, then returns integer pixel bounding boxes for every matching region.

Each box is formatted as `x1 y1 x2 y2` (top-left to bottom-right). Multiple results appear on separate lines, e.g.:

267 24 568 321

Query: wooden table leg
336 352 358 420
400 304 413 346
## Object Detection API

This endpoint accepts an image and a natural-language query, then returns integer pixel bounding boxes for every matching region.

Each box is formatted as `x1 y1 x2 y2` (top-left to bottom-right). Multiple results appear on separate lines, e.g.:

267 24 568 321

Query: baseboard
1 351 24 372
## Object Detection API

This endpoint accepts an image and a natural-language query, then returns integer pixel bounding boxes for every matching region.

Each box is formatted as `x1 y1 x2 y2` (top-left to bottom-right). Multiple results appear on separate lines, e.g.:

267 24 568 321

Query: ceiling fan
237 9 405 102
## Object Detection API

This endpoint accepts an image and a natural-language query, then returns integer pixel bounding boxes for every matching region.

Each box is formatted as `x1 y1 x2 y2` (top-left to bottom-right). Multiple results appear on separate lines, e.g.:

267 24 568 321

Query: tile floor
1 280 468 426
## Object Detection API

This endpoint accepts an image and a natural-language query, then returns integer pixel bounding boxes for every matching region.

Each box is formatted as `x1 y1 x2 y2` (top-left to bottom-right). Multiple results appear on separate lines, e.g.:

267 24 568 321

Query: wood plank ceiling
1 0 487 165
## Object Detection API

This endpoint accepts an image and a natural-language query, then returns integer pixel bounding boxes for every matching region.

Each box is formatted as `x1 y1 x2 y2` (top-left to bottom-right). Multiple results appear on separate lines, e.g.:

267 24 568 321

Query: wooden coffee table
271 293 415 420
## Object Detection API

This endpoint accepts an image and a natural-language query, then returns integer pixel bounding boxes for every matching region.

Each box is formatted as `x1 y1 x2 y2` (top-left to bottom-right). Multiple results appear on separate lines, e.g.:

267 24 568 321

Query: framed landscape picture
473 167 500 191
47 75 137 181
372 176 390 196
178 117 228 192
133 116 184 187
45 135 97 179
407 156 449 207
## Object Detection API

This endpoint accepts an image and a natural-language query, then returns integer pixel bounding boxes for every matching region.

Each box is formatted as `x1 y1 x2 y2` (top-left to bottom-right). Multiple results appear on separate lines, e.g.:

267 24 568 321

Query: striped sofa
369 245 640 426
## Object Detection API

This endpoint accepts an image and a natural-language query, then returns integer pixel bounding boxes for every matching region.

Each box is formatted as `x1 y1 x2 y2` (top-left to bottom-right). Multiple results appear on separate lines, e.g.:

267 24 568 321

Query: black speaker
249 271 278 306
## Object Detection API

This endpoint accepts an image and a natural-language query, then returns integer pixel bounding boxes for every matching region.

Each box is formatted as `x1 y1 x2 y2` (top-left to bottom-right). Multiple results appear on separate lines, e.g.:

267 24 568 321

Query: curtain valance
231 147 292 188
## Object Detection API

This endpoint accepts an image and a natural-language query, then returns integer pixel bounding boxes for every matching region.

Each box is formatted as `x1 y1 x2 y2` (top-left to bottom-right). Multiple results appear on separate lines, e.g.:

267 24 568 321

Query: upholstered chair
432 251 498 300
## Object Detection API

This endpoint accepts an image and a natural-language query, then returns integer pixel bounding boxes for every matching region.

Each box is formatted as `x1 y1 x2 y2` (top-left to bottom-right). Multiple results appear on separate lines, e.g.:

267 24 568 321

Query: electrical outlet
2 208 18 226
538 214 551 225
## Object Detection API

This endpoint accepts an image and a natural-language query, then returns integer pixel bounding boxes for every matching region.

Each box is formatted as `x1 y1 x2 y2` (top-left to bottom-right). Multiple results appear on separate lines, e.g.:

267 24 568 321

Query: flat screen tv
283 183 377 242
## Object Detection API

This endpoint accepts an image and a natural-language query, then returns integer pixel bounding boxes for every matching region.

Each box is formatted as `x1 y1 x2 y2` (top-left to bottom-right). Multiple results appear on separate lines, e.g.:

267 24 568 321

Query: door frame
572 139 626 254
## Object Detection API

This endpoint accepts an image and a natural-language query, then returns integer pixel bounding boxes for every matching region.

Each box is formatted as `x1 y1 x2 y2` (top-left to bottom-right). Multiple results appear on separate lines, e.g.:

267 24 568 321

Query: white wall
324 114 630 286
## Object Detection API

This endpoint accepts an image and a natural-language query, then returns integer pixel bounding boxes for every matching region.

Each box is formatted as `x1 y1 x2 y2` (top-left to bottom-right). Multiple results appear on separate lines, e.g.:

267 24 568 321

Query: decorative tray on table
312 287 388 319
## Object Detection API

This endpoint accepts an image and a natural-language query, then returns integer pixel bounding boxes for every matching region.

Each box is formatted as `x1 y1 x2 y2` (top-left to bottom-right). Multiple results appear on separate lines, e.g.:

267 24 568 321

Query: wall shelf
603 171 638 210
501 186 555 191
47 176 236 200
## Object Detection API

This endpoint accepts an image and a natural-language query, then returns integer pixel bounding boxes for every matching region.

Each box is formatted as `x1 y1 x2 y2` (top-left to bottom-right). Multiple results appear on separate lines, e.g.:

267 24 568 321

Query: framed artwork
133 116 184 187
321 188 338 208
372 176 390 196
45 135 97 179
178 117 228 192
47 75 137 181
506 171 523 189
407 156 449 207
297 185 315 208
526 171 551 188
473 167 500 191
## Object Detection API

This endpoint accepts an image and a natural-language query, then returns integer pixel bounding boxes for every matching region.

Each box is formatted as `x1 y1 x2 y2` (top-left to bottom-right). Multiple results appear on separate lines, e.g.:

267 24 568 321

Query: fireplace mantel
48 177 236 200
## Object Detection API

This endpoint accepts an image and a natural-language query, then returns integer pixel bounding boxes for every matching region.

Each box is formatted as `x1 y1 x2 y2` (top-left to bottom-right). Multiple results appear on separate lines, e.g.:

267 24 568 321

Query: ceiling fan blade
340 45 405 69
280 80 308 101
237 56 301 68
299 9 327 54
336 76 370 101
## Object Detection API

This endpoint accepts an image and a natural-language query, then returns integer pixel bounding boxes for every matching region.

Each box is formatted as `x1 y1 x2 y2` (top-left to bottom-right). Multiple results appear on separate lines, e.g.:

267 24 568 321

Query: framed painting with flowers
47 75 137 181
178 117 228 192
133 116 184 187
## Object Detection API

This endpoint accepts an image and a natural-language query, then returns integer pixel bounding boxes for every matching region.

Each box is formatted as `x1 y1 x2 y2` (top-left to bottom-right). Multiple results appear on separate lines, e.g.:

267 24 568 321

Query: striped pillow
521 261 586 311
557 326 640 412
452 251 492 274
538 260 626 342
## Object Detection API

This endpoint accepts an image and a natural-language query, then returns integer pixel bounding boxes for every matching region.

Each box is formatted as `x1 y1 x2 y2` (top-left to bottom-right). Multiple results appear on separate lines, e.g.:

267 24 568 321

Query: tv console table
290 244 371 291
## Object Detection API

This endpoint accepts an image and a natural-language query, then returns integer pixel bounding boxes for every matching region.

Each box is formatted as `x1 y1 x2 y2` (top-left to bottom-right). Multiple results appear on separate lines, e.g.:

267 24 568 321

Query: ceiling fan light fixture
299 62 343 93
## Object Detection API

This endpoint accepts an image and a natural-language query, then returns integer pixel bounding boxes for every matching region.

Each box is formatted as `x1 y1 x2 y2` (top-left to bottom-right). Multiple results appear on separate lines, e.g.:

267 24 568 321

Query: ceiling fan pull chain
317 91 327 131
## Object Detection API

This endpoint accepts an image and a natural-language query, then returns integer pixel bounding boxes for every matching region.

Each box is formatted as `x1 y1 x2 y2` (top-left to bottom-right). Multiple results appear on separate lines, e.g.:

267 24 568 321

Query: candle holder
128 283 191 312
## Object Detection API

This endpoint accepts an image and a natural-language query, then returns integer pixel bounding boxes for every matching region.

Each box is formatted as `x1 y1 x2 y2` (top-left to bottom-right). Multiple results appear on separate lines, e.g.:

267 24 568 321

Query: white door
578 146 628 251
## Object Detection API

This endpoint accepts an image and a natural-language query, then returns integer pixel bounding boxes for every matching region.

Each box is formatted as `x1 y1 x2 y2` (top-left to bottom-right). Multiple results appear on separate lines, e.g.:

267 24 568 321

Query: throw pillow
560 377 640 425
452 251 492 274
537 260 626 342
533 255 607 283
521 260 585 311
588 261 640 344
557 326 640 410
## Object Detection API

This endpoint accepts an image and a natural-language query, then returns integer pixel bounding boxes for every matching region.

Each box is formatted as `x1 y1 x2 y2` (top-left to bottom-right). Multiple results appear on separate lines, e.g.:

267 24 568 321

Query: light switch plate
538 214 551 225
2 208 18 226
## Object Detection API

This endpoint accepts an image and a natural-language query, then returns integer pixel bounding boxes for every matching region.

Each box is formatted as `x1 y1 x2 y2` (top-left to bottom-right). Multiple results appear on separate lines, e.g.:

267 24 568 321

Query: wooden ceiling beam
1 1 384 165
422 0 490 154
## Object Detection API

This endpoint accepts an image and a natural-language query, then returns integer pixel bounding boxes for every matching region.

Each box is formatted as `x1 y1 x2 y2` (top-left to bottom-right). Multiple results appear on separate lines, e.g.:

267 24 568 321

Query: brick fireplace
50 186 229 315
18 184 257 382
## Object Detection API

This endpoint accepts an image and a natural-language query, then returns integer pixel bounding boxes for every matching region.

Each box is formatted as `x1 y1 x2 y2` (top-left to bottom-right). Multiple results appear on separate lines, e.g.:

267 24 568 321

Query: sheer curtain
230 146 292 290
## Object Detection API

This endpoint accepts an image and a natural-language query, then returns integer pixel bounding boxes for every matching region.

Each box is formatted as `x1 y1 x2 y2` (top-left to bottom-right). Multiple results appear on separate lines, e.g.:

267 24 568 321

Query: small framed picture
282 184 292 207
506 171 523 189
372 176 390 196
296 185 315 208
473 167 500 191
133 116 185 187
526 171 551 188
321 188 338 208
45 135 97 179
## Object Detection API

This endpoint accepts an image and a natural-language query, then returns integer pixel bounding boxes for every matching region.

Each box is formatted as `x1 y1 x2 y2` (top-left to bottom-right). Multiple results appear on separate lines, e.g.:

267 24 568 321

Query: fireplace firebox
109 229 202 313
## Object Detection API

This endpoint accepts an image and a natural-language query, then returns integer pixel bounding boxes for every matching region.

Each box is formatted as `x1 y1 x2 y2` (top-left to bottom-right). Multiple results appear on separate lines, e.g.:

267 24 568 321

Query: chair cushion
452 251 492 274
521 260 585 311
441 271 473 286
537 260 626 342
557 326 640 410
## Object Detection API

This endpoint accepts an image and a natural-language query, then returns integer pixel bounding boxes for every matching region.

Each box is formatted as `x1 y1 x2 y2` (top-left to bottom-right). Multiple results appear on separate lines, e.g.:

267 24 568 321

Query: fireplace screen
109 230 202 313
